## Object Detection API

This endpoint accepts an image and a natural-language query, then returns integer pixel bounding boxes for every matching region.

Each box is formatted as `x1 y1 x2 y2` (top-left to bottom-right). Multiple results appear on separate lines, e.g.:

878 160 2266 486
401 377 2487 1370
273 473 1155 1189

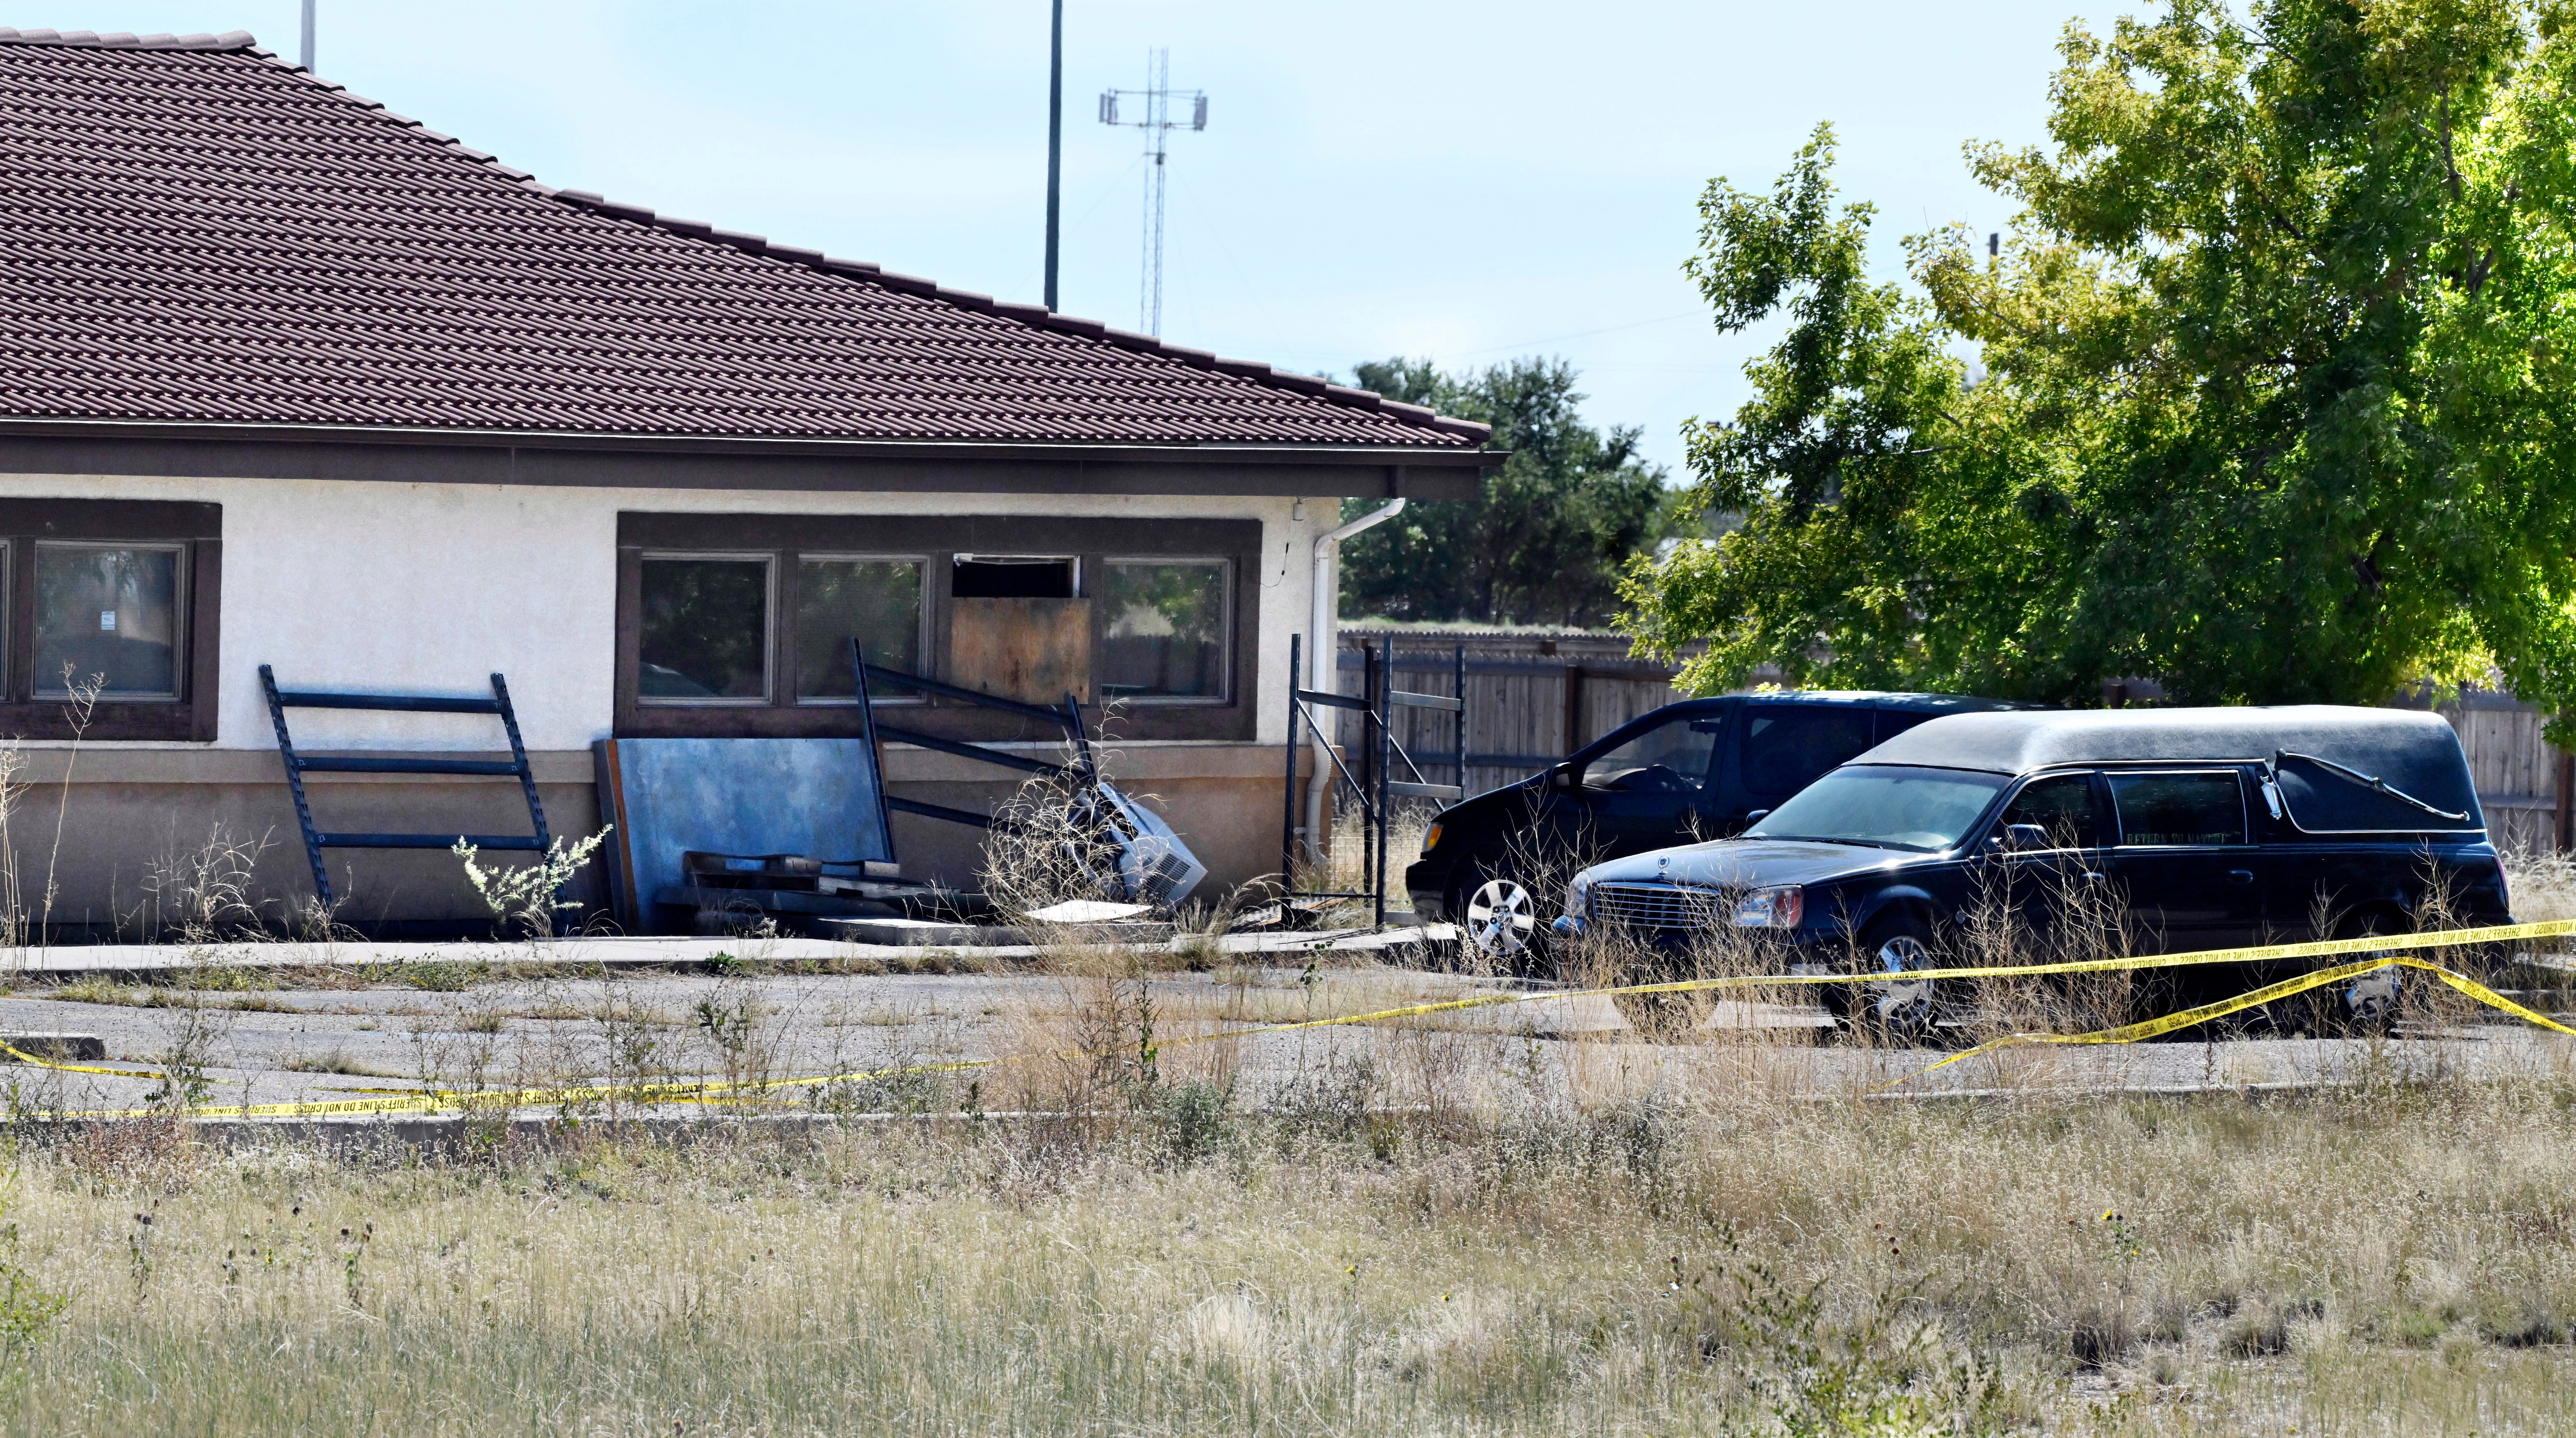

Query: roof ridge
537 189 1492 443
0 28 256 50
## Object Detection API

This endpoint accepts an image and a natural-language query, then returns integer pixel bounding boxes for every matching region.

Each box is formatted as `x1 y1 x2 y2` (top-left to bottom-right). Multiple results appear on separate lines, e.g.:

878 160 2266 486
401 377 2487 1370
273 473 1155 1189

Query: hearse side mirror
1997 823 2051 852
1744 809 1771 825
1549 765 1575 791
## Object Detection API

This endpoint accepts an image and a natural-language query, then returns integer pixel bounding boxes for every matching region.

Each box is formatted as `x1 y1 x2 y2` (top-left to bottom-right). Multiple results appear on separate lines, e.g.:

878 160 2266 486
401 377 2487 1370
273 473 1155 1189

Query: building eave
0 417 1502 500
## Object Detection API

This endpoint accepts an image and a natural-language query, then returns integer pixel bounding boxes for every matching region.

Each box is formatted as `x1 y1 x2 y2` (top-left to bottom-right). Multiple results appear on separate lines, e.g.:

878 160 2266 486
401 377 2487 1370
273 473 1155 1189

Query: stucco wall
0 472 1345 927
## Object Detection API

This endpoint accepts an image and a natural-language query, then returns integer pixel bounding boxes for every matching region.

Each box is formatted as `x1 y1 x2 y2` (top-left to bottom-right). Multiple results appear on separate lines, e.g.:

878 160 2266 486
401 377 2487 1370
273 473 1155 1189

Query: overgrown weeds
0 1077 2570 1432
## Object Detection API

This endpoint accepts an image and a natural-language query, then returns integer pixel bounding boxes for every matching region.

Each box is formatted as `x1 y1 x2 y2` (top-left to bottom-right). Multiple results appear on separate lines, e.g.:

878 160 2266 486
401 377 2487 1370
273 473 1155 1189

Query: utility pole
1043 0 1063 312
300 0 315 71
1098 49 1206 337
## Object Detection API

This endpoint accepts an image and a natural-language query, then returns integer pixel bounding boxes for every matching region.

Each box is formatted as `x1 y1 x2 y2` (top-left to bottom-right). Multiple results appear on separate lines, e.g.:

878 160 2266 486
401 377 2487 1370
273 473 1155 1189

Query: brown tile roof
0 28 1486 448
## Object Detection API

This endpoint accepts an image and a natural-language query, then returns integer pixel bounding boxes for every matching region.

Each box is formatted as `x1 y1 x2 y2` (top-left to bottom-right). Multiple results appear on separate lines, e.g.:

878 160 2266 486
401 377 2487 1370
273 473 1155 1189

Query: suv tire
1450 866 1551 976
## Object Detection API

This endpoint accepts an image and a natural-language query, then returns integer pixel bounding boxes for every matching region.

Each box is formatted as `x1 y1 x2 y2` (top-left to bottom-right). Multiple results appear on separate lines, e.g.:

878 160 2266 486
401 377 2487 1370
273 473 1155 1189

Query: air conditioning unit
1089 780 1206 909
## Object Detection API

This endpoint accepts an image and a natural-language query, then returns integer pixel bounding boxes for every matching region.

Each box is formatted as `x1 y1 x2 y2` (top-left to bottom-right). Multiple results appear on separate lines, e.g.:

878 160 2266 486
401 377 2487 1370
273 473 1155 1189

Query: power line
1098 49 1206 337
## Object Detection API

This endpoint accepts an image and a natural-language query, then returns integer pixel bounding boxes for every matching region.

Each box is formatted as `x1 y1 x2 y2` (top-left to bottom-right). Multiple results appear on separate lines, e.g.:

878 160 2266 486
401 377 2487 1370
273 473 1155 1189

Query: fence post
1453 643 1468 792
1370 641 1389 929
2557 741 2573 854
1562 663 1586 755
1282 633 1302 885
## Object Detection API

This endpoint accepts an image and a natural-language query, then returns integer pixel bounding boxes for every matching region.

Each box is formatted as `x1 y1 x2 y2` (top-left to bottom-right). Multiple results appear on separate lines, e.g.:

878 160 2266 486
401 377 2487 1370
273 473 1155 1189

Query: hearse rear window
2109 772 2247 847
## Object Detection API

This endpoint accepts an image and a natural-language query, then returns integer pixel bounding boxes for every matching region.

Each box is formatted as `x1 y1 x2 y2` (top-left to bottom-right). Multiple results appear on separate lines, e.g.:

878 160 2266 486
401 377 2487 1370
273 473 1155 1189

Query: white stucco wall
0 472 1336 753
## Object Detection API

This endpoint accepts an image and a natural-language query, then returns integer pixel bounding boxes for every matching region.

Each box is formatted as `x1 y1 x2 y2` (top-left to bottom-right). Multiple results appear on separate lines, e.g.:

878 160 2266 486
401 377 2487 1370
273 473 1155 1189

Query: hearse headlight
1565 870 1596 917
1732 885 1806 929
1420 822 1443 857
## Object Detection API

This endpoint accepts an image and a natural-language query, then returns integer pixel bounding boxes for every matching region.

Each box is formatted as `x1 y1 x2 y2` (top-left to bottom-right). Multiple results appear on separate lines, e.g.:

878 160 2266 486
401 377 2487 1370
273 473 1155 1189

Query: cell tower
1098 49 1207 337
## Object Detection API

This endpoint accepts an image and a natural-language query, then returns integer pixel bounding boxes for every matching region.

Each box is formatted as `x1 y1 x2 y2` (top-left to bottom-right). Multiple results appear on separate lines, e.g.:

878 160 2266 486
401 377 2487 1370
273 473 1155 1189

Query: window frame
1992 769 2108 853
792 551 934 708
2105 768 2252 849
31 539 189 702
613 513 1259 743
634 550 778 708
1096 554 1234 707
0 500 219 742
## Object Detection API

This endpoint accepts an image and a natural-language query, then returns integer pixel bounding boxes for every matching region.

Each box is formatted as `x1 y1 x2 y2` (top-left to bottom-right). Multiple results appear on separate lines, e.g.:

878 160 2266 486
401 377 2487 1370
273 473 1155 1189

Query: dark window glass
35 544 178 698
1099 561 1226 701
1741 706 1879 796
795 559 922 701
2001 773 2101 849
1584 715 1722 793
2109 772 2246 847
639 557 769 702
953 556 1075 598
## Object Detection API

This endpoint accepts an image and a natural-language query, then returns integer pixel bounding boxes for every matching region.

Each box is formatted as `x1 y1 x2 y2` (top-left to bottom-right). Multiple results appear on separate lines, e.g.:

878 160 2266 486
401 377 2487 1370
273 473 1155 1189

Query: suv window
2108 772 2247 847
1742 706 1879 796
1582 714 1722 793
2000 772 2102 849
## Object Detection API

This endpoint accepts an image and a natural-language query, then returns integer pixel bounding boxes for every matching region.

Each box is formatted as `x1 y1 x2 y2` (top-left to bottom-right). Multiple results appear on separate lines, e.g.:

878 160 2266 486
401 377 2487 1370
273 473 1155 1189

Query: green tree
1628 0 2576 737
1339 358 1676 627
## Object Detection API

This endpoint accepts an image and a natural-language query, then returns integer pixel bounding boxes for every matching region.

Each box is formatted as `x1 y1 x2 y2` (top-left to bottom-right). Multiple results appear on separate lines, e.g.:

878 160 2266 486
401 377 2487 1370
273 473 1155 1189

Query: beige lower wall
4 742 1294 934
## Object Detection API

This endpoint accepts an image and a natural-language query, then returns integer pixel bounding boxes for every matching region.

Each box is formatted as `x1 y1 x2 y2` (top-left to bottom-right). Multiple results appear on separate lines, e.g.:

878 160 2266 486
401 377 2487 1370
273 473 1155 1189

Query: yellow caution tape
7 918 2570 1119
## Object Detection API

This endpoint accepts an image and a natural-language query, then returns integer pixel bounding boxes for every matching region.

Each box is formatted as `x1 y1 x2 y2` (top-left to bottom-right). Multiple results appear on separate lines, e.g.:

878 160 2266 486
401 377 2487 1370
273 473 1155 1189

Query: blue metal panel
596 737 897 931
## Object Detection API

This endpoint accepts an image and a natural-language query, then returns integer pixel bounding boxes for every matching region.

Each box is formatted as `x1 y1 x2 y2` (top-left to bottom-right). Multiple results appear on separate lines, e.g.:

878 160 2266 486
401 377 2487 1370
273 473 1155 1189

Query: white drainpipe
1304 498 1406 865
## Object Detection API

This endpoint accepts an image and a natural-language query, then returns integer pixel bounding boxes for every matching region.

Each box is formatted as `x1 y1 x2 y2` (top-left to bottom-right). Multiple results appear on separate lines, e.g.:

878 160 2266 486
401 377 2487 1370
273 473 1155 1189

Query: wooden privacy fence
1330 628 2576 852
1329 629 1700 802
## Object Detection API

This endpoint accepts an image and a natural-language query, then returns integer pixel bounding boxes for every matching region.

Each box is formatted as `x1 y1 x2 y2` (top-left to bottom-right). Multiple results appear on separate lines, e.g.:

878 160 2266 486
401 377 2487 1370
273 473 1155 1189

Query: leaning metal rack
259 664 554 926
1279 635 1467 927
853 639 1095 833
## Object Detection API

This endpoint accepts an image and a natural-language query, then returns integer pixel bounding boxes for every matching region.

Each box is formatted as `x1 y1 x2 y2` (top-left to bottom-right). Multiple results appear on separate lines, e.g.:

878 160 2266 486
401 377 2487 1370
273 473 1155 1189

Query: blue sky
35 1 2131 475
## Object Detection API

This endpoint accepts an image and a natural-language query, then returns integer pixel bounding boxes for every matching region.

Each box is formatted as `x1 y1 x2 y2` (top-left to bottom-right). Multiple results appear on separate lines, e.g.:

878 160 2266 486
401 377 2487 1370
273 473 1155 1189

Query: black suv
1404 691 2030 963
1556 706 2514 1036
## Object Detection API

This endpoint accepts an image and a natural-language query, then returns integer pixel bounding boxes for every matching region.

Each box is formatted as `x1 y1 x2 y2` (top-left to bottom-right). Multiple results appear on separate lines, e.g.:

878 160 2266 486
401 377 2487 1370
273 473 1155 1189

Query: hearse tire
1854 912 1947 1049
2329 909 2406 1036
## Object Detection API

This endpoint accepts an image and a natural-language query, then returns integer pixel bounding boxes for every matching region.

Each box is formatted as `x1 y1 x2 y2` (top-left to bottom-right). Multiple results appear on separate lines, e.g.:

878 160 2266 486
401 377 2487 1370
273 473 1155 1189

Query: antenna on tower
1099 48 1207 337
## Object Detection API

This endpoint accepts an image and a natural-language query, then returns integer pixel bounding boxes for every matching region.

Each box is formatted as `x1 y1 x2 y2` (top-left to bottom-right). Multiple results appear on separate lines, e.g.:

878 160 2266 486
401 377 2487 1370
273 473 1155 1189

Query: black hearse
1553 706 2513 1037
1404 691 2031 963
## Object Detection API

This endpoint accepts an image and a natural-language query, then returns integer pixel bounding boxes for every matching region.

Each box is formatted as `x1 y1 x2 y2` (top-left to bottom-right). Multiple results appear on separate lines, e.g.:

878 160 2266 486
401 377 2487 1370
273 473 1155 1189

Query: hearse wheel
1854 916 1948 1049
1452 869 1549 976
2332 911 2405 1035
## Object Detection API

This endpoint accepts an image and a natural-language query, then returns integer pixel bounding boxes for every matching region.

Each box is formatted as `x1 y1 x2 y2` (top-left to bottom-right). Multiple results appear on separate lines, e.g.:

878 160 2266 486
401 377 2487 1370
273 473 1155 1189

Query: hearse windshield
1743 765 2010 851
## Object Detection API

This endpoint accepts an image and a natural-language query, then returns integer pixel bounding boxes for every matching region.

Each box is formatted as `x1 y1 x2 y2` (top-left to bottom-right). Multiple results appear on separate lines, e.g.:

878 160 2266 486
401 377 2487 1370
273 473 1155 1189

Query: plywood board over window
949 598 1092 706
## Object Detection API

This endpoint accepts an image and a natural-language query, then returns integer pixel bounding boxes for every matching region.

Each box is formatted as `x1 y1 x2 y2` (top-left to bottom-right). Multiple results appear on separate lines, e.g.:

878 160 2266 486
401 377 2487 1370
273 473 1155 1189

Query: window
797 558 926 702
615 513 1254 743
1099 560 1228 702
953 555 1075 599
0 500 220 741
1583 713 1722 793
2000 773 2102 849
1746 765 2009 851
1741 706 1880 796
2109 772 2247 847
35 544 181 699
637 555 770 703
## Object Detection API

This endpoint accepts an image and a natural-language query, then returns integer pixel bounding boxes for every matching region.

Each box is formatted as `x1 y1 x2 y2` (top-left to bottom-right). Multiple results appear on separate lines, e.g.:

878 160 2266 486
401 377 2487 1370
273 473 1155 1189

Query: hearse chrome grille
1589 882 1728 933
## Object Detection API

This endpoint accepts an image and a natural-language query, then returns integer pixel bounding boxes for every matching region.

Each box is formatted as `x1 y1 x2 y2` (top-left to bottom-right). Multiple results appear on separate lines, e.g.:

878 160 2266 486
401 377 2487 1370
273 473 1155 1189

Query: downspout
1304 498 1406 865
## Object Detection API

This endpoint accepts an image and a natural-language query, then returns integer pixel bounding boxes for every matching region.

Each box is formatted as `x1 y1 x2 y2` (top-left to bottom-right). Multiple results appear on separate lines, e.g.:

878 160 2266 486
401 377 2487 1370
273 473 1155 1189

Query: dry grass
0 1068 2566 1434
